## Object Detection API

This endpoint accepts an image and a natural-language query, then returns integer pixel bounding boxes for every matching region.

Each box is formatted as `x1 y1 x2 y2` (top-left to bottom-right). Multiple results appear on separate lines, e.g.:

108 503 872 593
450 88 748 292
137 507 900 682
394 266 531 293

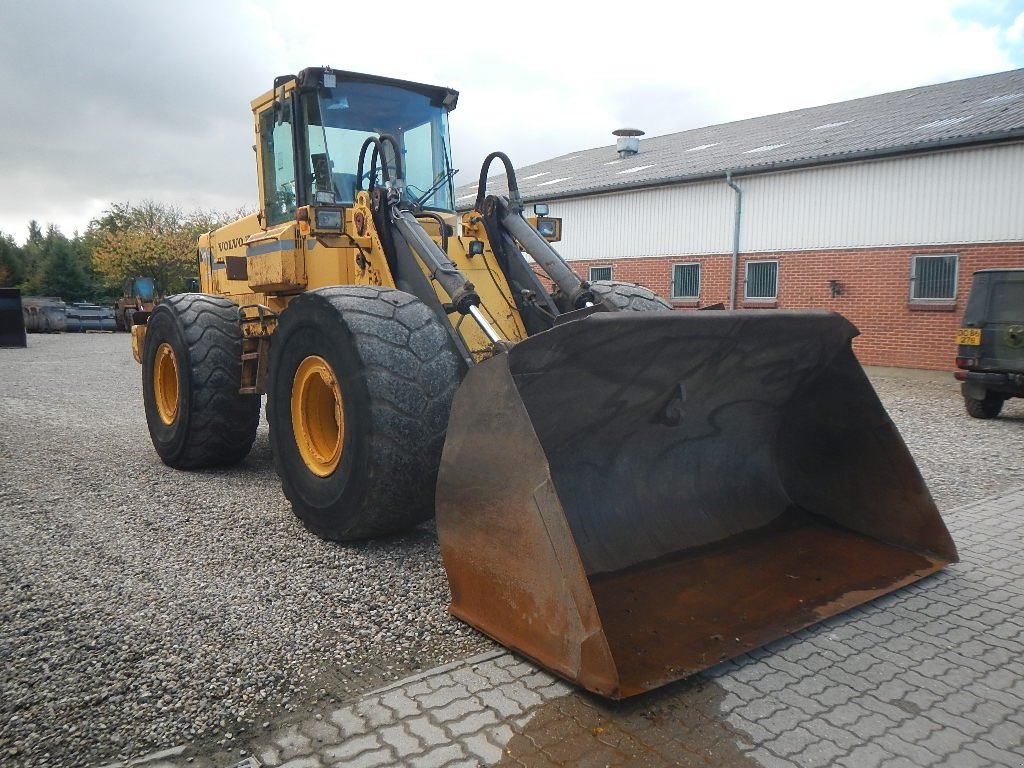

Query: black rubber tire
964 391 1004 419
142 293 261 468
267 286 462 540
590 280 673 311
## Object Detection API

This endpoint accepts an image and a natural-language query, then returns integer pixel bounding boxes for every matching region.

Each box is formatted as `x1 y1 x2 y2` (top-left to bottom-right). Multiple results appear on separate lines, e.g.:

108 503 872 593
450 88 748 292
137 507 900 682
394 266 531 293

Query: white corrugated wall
545 142 1024 260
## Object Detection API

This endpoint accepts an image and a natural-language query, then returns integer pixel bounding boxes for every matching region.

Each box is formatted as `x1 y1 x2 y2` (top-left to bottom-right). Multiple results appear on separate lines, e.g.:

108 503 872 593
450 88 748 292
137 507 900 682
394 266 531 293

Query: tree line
0 201 243 304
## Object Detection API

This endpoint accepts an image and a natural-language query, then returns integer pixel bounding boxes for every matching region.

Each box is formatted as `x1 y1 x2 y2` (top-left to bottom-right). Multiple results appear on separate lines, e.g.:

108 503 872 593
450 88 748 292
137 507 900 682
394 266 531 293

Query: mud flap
435 310 957 699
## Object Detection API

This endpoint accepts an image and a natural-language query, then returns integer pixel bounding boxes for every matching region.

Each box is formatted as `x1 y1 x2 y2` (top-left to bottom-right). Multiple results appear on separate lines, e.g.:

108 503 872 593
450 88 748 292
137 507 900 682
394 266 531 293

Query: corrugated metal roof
455 68 1024 206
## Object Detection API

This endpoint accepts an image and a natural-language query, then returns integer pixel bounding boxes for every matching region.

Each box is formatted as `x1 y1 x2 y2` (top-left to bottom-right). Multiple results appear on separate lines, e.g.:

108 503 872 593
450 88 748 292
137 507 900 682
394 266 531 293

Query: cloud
0 0 276 239
0 0 1018 241
1008 11 1024 42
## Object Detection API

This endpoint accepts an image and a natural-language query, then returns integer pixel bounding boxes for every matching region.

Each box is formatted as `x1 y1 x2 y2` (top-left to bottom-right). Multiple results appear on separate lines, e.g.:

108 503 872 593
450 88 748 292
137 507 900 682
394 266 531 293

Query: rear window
989 280 1024 323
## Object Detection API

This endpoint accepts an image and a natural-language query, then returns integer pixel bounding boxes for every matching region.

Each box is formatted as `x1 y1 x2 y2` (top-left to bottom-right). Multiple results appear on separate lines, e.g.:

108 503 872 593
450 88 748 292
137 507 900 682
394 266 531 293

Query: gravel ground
1 333 1022 768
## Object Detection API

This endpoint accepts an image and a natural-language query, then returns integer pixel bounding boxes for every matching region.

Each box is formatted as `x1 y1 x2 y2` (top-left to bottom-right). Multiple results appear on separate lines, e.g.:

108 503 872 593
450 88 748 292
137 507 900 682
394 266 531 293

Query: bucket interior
588 509 944 696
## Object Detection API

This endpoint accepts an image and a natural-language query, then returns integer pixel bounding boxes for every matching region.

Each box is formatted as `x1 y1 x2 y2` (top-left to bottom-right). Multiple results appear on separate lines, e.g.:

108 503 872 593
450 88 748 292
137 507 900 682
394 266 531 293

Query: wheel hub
154 343 180 425
291 355 344 477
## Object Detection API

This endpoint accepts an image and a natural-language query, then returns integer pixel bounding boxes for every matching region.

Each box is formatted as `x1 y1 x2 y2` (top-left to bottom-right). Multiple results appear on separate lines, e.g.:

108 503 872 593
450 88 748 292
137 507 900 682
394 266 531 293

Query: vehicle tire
142 293 261 468
590 280 673 311
964 391 1004 419
267 286 462 540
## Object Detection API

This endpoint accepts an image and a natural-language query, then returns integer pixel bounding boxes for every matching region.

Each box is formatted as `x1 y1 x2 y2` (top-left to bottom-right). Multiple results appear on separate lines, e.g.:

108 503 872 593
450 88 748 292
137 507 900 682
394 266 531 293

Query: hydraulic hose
356 134 404 191
475 152 521 213
413 211 449 253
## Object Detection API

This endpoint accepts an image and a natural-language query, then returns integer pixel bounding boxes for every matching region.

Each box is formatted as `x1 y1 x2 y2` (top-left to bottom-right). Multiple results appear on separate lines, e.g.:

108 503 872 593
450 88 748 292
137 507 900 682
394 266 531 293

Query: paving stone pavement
107 487 1024 768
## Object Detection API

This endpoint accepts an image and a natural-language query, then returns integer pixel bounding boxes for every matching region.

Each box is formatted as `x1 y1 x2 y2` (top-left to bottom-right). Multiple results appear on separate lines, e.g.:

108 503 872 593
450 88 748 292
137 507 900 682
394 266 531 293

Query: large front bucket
436 310 957 699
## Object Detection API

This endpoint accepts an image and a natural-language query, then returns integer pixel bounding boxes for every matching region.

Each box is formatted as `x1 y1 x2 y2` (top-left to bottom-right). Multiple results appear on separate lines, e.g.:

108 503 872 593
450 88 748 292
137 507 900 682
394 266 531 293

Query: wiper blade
413 167 458 208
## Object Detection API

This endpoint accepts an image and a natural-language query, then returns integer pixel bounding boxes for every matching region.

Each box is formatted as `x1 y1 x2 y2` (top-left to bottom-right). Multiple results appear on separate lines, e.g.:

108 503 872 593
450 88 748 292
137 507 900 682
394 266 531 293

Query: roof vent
613 128 645 158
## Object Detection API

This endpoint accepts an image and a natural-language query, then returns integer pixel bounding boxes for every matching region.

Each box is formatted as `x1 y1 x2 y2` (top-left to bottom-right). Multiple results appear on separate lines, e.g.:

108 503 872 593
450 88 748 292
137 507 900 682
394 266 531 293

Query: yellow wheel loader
133 68 957 699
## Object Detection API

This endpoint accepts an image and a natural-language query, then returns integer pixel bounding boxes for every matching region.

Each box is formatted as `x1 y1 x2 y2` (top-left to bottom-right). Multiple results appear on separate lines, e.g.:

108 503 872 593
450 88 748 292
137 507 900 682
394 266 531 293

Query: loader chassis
135 67 957 699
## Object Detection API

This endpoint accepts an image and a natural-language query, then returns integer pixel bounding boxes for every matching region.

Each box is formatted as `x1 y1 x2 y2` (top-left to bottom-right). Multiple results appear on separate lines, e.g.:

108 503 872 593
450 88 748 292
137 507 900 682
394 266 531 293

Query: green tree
0 232 26 287
23 225 94 301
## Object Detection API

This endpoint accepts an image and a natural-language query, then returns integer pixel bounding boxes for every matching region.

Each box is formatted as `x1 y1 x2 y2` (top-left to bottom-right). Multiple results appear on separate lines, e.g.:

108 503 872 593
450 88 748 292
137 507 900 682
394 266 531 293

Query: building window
671 263 700 299
589 265 612 282
745 260 778 300
911 254 958 300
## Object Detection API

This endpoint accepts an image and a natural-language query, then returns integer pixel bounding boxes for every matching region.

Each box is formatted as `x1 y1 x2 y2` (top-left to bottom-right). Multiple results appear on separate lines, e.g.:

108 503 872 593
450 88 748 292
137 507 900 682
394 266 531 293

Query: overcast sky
1 0 1022 242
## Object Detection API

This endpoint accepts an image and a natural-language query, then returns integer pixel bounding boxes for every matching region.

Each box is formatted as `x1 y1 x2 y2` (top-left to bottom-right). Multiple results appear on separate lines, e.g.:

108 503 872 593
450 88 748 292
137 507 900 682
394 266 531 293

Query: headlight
537 218 559 238
315 209 344 231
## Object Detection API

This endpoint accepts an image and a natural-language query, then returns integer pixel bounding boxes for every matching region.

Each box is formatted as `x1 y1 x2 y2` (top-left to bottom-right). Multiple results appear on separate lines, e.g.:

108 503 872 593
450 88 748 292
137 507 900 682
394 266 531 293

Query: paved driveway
122 487 1024 768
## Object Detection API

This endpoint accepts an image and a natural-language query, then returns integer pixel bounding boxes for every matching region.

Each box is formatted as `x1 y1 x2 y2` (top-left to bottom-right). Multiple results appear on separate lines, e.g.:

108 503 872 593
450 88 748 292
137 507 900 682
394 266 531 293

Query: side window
910 254 958 301
745 260 778 300
259 101 297 226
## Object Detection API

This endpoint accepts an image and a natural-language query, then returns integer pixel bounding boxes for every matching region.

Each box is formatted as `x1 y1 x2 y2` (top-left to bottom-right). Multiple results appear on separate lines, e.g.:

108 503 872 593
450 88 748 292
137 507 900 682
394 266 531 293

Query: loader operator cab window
301 81 455 211
259 97 298 227
134 278 156 301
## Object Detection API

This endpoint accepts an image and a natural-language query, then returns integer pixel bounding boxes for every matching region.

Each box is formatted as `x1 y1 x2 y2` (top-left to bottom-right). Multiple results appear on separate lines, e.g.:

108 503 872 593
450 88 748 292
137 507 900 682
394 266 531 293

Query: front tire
142 294 261 468
964 391 1004 419
267 286 462 540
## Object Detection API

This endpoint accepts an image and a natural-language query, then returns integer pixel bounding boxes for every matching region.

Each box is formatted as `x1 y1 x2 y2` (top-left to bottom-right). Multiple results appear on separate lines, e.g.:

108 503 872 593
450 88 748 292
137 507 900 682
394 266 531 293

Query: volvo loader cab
134 67 957 699
955 268 1024 418
260 71 456 219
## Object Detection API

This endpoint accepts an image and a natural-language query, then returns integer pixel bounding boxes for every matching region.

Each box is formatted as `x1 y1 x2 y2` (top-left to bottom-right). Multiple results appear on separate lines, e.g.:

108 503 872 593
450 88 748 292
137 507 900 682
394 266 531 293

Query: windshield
302 82 455 210
134 278 155 300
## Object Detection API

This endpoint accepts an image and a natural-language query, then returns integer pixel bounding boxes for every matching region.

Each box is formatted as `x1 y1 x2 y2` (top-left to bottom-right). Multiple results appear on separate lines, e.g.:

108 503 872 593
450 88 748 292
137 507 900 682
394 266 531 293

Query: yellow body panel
198 199 526 361
246 223 306 293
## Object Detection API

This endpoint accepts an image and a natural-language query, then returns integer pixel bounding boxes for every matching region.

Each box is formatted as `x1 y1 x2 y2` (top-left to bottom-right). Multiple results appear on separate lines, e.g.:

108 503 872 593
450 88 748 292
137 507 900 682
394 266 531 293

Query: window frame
258 95 301 227
589 265 613 282
744 259 779 301
670 262 701 300
909 253 959 302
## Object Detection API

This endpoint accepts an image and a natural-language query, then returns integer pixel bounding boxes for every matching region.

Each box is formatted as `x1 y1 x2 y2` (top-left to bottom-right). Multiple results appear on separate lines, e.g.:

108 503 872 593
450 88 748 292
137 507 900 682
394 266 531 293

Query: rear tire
964 391 1004 419
267 286 462 540
590 280 673 311
142 294 261 468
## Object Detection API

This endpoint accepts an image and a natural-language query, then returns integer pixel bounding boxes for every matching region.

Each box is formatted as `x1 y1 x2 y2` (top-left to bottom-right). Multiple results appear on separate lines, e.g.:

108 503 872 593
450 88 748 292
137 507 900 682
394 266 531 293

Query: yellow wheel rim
154 343 180 426
291 355 344 477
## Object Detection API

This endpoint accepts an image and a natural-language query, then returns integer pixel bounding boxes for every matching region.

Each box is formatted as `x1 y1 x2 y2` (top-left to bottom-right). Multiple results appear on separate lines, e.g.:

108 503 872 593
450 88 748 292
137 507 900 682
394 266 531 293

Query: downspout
725 171 742 310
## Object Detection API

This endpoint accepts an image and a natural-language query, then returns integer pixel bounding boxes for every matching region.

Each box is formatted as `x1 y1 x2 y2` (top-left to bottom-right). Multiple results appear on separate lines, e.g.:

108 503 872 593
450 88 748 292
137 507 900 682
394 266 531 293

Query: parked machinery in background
0 288 27 347
115 277 159 332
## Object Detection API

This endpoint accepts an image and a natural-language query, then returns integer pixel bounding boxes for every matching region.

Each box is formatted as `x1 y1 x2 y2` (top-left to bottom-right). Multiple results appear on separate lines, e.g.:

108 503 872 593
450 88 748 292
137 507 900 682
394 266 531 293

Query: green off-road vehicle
955 268 1024 419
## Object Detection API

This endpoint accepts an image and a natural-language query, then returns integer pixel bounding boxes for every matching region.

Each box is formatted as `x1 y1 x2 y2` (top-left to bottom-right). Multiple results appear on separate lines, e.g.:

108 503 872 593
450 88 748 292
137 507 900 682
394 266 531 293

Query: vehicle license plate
956 328 981 345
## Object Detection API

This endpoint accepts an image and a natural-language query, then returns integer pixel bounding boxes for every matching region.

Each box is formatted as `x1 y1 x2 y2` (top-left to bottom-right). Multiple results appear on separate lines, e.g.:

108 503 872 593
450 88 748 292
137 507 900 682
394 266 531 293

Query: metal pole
725 172 742 310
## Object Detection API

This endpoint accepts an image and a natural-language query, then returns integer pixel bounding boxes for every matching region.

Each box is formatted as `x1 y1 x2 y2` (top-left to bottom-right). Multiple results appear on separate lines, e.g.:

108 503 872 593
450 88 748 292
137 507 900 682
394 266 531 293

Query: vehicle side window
259 100 297 226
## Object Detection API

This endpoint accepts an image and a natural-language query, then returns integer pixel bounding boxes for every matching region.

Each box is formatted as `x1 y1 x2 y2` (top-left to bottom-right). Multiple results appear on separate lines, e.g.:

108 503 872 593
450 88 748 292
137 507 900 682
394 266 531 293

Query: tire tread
964 391 1004 419
157 294 260 468
590 280 673 311
270 286 461 539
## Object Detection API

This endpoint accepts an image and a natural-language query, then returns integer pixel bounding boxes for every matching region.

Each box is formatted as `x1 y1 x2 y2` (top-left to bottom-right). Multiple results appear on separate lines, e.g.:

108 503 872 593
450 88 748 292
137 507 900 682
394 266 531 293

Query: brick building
456 69 1024 370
